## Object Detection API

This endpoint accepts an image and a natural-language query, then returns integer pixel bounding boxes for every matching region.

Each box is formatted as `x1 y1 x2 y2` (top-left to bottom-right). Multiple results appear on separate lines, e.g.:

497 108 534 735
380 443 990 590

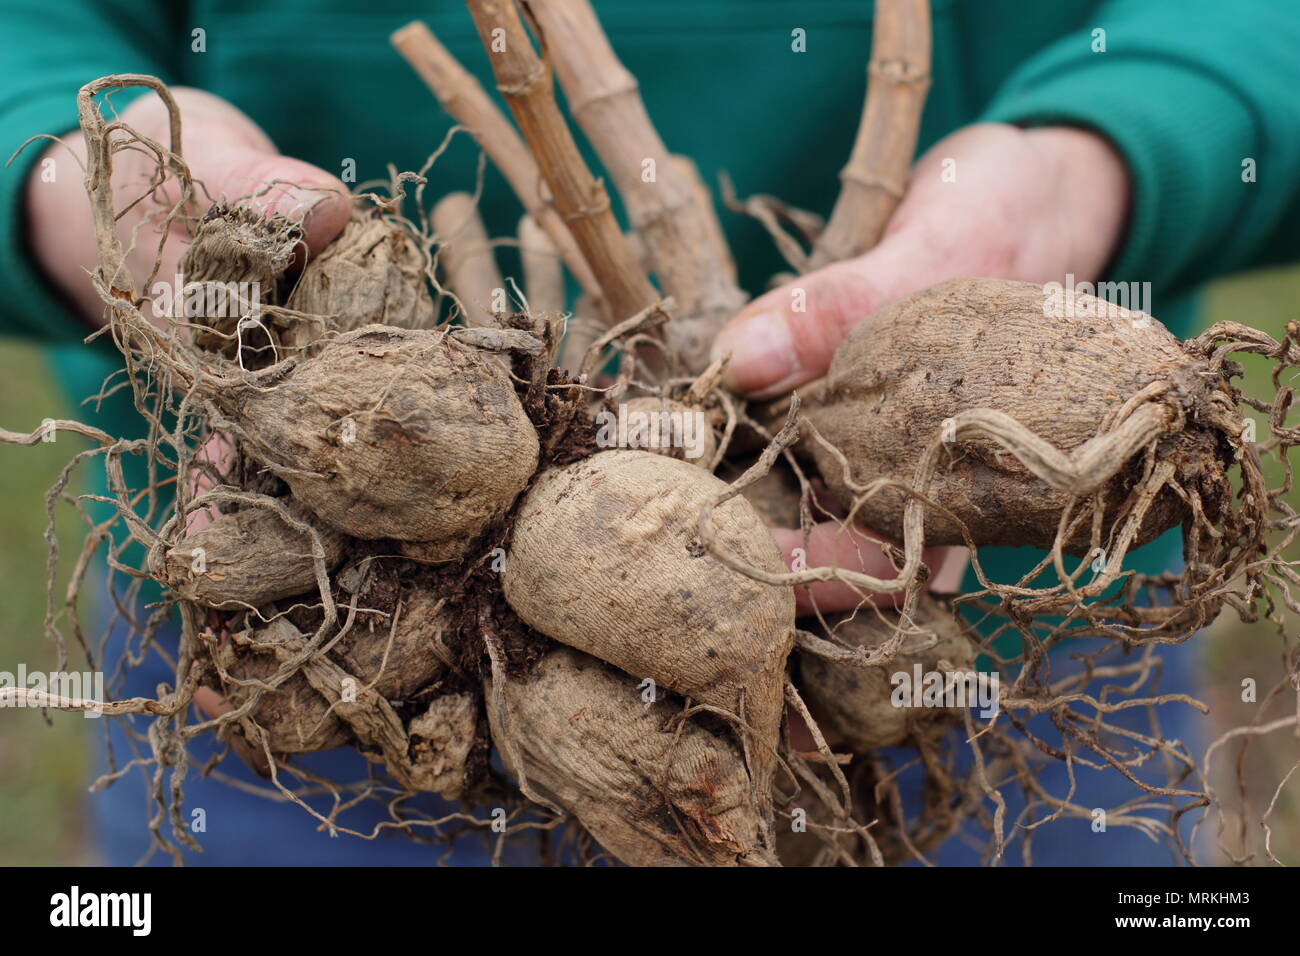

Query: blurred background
1 264 1297 865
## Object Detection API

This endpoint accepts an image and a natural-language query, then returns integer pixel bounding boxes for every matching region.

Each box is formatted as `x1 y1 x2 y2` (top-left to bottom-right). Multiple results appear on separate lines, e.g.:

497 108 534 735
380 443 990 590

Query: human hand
24 88 351 762
25 87 352 324
716 123 1131 613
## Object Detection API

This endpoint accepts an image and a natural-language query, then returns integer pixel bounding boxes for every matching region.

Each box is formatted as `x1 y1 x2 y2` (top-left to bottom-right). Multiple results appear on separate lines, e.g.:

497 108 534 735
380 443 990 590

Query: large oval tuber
502 450 795 784
223 325 539 555
805 277 1238 554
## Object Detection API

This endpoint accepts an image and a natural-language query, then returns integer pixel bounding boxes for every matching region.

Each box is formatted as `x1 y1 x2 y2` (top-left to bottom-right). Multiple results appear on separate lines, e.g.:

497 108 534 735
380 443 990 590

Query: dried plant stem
518 213 565 314
390 21 604 315
672 155 736 284
809 0 931 269
462 0 658 329
523 0 747 370
433 191 505 327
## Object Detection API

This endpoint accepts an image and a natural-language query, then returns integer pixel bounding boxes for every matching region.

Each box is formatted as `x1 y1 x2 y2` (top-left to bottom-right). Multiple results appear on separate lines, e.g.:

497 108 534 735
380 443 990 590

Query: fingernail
282 192 325 223
713 307 800 395
278 183 340 223
292 187 352 251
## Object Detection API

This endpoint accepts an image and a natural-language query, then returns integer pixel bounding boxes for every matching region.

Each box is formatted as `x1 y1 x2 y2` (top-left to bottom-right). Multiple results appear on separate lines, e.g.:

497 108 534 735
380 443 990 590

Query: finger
108 88 352 258
194 144 352 255
930 546 970 595
194 685 230 720
194 685 272 778
771 521 954 616
785 701 844 752
134 147 350 328
147 124 351 335
184 433 236 535
141 88 353 254
712 225 949 399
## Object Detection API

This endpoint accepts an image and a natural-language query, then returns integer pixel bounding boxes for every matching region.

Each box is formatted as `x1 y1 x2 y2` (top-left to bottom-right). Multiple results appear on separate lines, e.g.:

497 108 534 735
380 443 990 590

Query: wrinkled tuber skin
216 633 351 754
486 646 774 866
213 586 452 755
503 450 795 790
224 325 539 554
179 204 301 355
284 205 436 353
406 693 478 795
334 585 450 700
798 595 976 750
154 502 346 609
806 277 1238 553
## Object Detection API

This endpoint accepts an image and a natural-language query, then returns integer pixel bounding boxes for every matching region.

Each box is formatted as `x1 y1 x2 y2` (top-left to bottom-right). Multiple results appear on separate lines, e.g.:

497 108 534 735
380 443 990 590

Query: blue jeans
90 591 546 866
912 539 1206 865
903 634 1204 866
91 585 1203 866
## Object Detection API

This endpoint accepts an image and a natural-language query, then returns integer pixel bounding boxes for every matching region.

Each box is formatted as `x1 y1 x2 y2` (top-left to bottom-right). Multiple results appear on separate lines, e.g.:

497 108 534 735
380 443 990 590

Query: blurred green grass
0 266 1296 866
0 341 94 865
1200 265 1300 866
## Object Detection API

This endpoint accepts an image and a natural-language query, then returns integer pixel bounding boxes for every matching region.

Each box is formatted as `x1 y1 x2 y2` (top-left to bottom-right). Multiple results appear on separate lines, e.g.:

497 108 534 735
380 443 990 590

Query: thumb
140 140 350 331
151 88 351 255
191 145 352 257
712 229 941 399
27 88 353 324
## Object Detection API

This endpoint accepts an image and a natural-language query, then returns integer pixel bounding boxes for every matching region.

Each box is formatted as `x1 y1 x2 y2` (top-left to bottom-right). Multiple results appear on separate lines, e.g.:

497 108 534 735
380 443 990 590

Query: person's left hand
714 123 1132 614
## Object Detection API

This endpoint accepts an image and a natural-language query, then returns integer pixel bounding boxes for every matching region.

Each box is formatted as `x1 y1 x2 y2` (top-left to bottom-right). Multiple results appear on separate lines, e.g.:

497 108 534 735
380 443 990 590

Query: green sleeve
0 0 180 342
979 0 1300 299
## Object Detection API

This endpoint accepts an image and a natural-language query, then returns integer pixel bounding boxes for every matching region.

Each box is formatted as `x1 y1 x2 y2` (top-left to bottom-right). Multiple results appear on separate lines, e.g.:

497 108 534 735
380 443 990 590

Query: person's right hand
25 87 352 325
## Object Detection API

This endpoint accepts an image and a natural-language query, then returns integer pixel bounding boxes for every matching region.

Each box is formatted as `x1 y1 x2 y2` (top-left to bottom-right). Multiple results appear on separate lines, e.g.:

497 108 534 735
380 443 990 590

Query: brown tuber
179 204 301 355
283 205 436 351
502 450 795 792
154 502 346 609
806 277 1240 554
486 646 775 866
798 594 976 750
212 587 456 759
219 325 539 557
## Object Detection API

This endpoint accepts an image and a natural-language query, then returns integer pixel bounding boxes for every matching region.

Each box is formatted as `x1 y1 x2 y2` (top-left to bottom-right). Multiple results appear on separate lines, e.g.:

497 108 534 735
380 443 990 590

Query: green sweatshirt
1 0 1298 588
